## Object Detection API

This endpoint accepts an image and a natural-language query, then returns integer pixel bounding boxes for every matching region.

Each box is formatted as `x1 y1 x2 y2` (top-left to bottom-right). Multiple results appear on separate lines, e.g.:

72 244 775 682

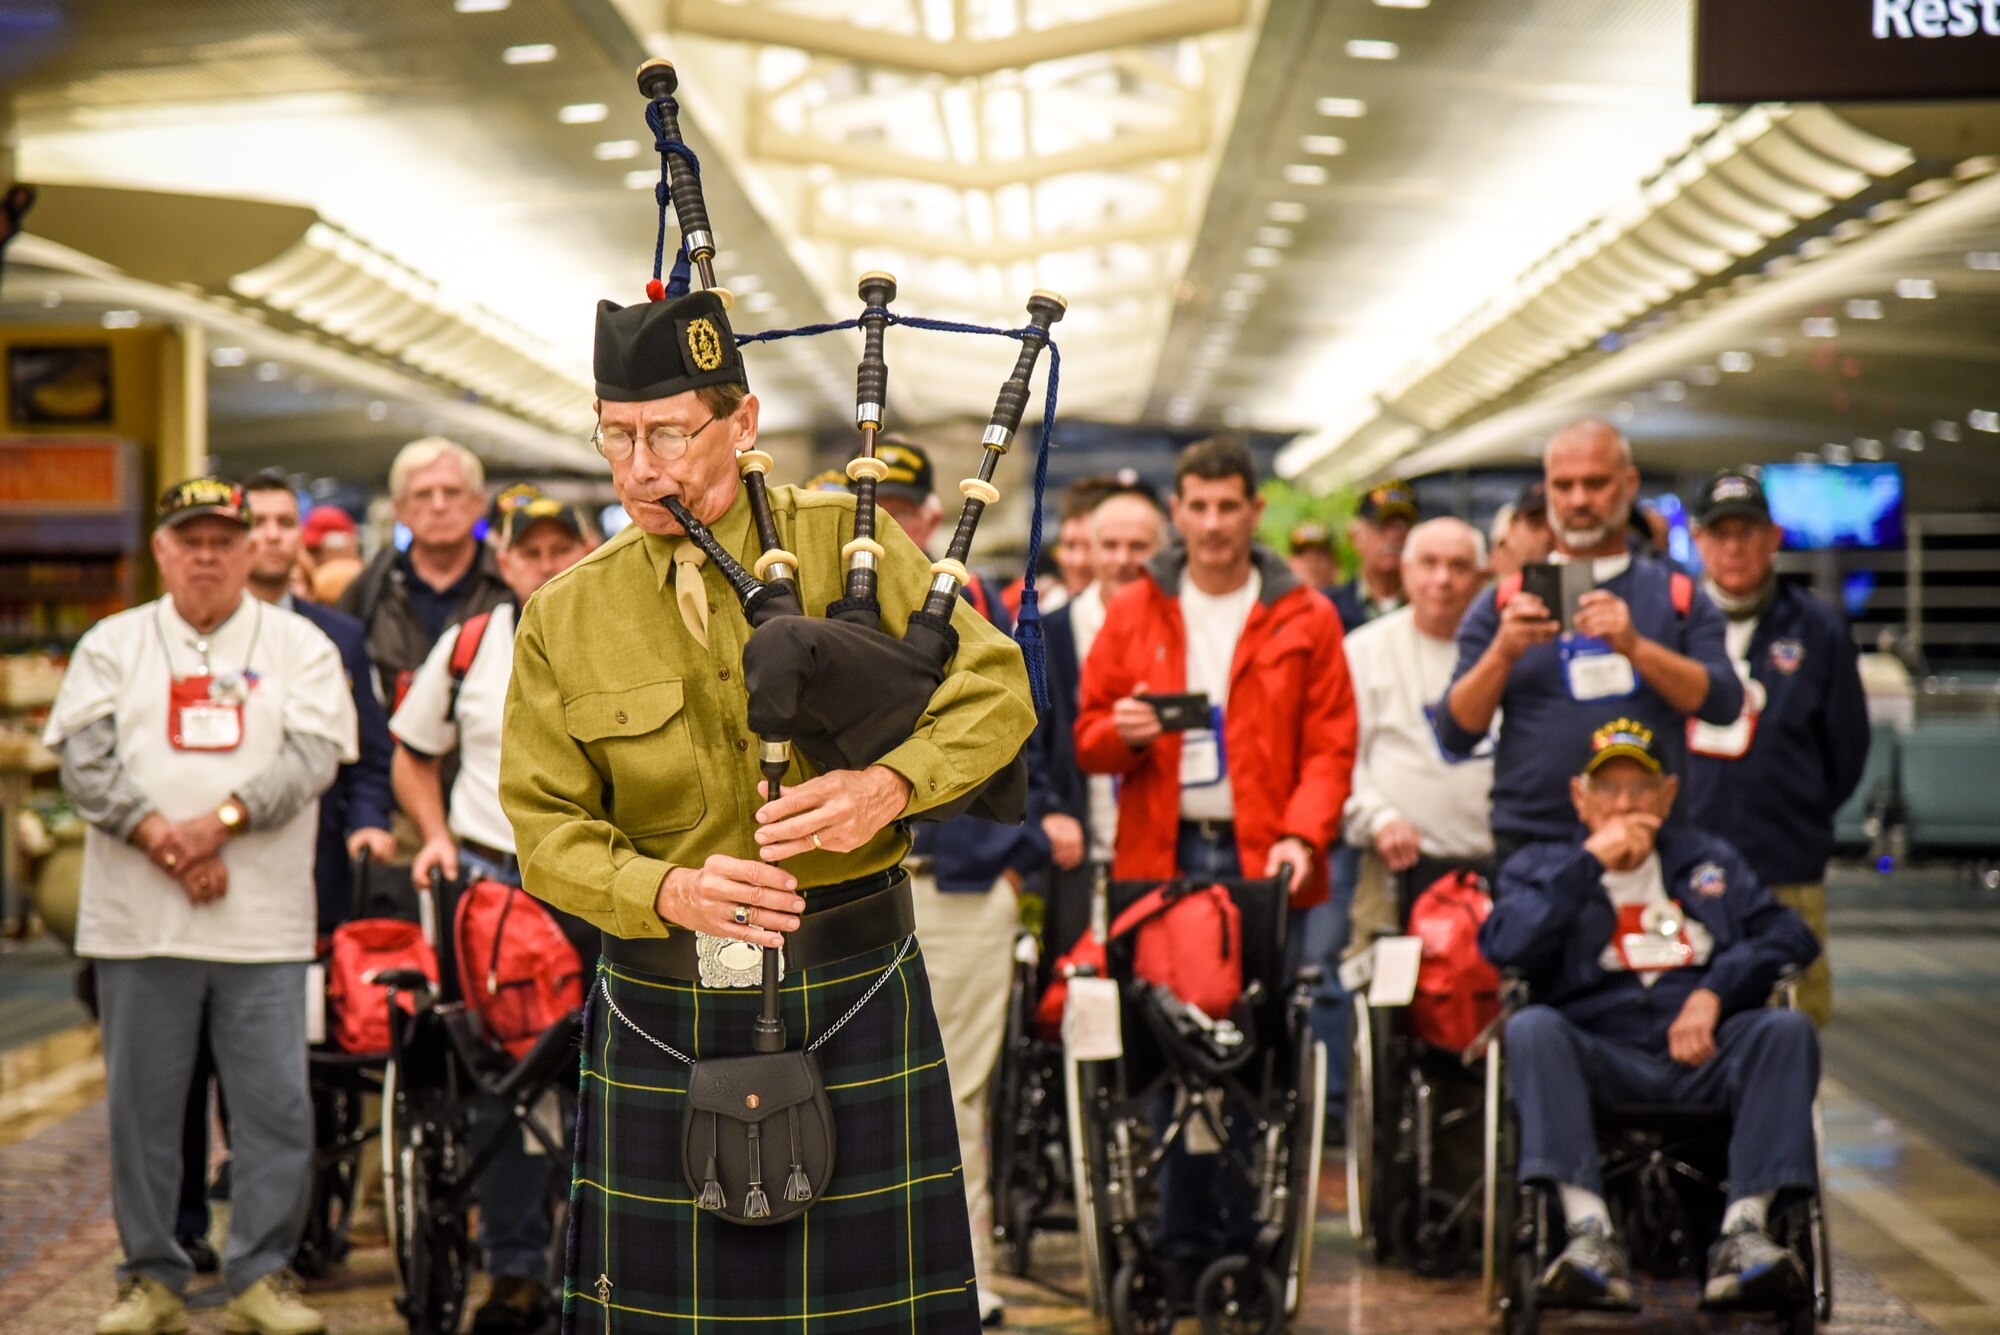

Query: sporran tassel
744 1122 771 1219
698 1114 724 1210
784 1108 813 1202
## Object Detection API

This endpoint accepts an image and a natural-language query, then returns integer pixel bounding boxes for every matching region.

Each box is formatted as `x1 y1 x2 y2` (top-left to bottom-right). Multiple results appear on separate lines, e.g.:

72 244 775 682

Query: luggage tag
1611 902 1695 972
1561 635 1637 702
1063 975 1123 1061
1688 664 1766 759
1179 703 1227 788
168 671 252 751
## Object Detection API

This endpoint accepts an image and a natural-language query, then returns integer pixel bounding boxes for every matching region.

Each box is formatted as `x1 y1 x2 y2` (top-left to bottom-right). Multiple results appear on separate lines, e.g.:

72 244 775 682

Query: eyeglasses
592 411 719 464
1583 776 1666 802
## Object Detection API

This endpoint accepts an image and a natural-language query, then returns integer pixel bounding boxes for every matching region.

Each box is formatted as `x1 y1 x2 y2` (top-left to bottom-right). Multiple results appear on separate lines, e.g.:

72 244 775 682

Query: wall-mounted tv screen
1760 462 1904 550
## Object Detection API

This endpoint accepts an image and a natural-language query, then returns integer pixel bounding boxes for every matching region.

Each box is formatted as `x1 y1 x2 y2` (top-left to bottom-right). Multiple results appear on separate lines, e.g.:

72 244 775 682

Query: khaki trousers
909 871 1019 1290
1771 882 1832 1026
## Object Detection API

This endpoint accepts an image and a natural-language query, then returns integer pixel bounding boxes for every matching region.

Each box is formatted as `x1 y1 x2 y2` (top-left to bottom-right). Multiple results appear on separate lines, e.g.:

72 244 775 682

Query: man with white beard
1438 419 1741 872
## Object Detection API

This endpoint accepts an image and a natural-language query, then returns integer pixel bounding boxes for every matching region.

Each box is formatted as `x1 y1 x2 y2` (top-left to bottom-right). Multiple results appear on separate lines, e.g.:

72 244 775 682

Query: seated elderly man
1479 718 1820 1310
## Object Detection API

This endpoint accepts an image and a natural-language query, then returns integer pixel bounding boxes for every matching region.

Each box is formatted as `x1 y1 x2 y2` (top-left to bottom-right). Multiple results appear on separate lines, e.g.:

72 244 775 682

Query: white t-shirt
43 595 359 962
1341 606 1494 859
389 602 517 854
1067 582 1120 863
1177 570 1260 822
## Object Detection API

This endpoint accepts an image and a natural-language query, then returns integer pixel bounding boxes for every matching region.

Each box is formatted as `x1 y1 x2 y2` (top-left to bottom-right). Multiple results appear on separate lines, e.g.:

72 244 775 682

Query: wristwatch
216 797 248 834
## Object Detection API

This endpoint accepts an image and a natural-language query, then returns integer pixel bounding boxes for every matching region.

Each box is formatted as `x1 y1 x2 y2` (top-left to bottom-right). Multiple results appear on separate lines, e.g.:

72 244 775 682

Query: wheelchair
1064 866 1326 1335
1345 856 1494 1278
1481 975 1833 1335
987 860 1097 1276
373 869 584 1335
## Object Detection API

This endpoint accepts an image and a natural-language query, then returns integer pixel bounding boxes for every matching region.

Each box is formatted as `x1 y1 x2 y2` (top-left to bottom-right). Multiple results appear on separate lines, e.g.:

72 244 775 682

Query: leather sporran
681 1050 836 1227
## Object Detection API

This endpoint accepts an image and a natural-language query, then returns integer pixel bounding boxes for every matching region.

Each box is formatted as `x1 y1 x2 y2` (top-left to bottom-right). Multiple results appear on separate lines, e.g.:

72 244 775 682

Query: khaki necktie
673 540 709 649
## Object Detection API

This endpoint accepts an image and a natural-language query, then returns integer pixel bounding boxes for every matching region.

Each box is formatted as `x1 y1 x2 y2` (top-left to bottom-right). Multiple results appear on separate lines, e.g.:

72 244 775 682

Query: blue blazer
1480 827 1820 1052
293 598 396 932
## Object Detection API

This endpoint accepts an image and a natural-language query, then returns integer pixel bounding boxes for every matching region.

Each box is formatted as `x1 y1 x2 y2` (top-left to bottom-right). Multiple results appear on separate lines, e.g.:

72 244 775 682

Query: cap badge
687 317 724 372
1691 862 1728 898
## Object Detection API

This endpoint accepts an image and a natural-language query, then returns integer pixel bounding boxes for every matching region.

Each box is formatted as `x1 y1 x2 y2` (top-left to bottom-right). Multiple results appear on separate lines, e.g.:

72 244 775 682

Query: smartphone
1139 691 1212 732
1517 564 1593 631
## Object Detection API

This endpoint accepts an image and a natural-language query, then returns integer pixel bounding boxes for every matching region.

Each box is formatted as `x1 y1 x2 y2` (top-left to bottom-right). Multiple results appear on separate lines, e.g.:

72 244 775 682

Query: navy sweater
1480 829 1820 1052
1683 581 1870 886
1438 556 1741 841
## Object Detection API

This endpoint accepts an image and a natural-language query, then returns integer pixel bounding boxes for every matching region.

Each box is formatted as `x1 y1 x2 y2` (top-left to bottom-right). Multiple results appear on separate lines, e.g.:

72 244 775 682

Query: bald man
1438 420 1741 871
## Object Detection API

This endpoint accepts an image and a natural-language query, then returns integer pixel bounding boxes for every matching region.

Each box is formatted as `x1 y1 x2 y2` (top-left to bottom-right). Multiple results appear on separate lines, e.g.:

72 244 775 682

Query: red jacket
1075 546 1357 908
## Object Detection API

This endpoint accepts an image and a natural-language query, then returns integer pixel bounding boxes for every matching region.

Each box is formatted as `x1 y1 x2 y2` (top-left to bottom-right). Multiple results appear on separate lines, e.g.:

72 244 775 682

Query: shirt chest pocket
563 679 708 838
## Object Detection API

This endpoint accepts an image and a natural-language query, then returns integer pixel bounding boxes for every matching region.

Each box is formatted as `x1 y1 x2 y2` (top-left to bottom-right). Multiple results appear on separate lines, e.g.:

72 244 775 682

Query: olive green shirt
501 482 1035 940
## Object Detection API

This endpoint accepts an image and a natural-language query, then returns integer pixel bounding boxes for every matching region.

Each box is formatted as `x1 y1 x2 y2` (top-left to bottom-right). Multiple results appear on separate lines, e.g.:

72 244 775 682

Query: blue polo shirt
1437 554 1741 841
1683 581 1870 886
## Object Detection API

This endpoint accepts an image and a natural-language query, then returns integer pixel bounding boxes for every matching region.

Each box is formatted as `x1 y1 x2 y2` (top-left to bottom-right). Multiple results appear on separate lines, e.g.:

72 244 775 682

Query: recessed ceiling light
1244 247 1282 268
255 361 285 382
1801 316 1839 338
559 102 609 124
100 309 142 328
1822 443 1852 463
1967 251 2000 270
1266 201 1308 223
1845 298 1884 319
210 346 248 367
594 139 641 160
1301 134 1347 156
1376 0 1428 7
502 43 557 64
455 0 509 11
1229 272 1267 292
1220 290 1256 312
743 291 779 313
1758 336 1791 358
1933 419 1962 441
40 290 61 308
1346 39 1400 59
1690 365 1722 386
1854 437 1884 459
1656 380 1687 402
1893 428 1925 451
1894 277 1937 299
367 400 390 422
624 170 655 190
1316 97 1368 118
1254 226 1294 247
1719 351 1754 373
1283 163 1328 186
1972 409 2000 434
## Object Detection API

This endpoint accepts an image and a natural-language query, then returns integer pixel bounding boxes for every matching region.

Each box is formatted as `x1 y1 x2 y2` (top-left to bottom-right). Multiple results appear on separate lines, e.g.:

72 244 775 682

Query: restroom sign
1697 0 2000 102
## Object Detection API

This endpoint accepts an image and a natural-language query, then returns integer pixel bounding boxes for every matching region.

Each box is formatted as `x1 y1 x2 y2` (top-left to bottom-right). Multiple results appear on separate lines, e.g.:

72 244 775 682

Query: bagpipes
631 59 1064 1053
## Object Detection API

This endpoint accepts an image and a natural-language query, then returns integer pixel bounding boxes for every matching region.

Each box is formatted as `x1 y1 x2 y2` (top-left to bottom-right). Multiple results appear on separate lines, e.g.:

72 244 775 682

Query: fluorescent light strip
1346 39 1400 60
1316 97 1368 118
502 43 557 64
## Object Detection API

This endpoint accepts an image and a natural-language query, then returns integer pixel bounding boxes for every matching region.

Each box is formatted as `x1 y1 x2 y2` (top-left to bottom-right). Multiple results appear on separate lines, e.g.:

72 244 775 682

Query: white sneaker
222 1274 326 1335
97 1277 188 1335
977 1285 1006 1328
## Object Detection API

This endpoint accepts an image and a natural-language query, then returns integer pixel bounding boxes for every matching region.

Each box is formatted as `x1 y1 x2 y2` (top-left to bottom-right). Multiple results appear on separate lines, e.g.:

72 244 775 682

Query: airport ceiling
2 0 1999 497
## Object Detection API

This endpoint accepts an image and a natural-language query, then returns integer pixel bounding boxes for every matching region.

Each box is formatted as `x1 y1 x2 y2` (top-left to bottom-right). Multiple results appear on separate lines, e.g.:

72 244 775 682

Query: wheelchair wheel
1282 1037 1327 1317
1193 1255 1283 1335
1346 995 1374 1244
1066 1049 1120 1313
383 1057 473 1335
987 954 1036 1276
1771 1188 1827 1335
1110 1258 1175 1335
293 1066 370 1279
1392 1186 1479 1279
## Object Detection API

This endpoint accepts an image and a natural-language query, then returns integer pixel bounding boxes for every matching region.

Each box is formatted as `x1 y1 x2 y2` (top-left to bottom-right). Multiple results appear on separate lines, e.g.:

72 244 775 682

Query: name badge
1563 638 1637 702
1179 704 1227 788
169 675 247 752
1689 670 1766 759
1608 902 1694 972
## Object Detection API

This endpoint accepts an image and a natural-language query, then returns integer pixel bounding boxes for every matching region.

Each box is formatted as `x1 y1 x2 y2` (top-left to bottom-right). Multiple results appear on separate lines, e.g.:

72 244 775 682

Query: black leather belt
600 867 913 981
460 838 519 874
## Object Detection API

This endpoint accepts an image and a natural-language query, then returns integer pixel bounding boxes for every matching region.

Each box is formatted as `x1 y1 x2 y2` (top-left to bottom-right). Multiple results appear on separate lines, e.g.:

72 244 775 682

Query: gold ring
733 904 751 926
810 832 823 851
163 854 178 869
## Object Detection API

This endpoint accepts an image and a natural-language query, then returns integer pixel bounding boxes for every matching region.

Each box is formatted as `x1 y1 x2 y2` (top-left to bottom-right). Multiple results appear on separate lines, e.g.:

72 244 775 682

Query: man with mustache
1439 418 1742 872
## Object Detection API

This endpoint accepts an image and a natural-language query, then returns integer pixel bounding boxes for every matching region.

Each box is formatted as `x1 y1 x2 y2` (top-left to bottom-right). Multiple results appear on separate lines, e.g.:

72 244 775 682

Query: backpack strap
446 612 492 724
1669 570 1694 620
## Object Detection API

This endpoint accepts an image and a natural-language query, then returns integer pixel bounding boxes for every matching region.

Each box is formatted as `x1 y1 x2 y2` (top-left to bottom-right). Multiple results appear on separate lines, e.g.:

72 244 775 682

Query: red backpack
327 919 439 1055
1036 882 1245 1037
453 879 585 1058
1408 869 1501 1054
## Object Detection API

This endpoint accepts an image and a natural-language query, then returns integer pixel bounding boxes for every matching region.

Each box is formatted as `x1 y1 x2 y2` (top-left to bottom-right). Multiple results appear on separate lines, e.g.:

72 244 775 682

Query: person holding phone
1439 418 1742 873
1075 434 1356 1265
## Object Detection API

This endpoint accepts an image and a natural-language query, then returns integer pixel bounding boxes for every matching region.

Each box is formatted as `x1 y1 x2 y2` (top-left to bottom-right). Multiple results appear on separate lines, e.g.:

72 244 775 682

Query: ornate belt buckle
695 933 784 989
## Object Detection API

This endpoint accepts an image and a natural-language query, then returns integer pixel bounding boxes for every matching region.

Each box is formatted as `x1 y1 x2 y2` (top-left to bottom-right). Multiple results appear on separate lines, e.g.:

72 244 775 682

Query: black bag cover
741 616 1026 824
680 1050 835 1227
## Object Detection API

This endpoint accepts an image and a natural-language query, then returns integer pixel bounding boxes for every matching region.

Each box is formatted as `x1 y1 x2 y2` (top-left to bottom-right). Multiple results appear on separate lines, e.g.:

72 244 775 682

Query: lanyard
156 599 263 681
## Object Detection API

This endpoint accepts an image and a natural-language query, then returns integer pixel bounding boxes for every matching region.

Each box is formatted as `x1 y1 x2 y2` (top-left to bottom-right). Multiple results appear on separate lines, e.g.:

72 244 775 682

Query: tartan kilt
566 939 981 1334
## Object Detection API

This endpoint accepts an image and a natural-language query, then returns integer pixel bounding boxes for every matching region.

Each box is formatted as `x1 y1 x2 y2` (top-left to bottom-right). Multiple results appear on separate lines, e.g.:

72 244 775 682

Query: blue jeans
1504 1004 1820 1203
1301 845 1358 1114
457 844 559 1279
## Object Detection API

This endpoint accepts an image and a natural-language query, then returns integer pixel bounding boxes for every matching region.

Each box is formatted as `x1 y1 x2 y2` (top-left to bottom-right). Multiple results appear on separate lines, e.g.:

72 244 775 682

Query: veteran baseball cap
594 289 747 402
873 437 936 504
1288 520 1334 553
301 505 357 554
1358 479 1420 525
498 492 591 548
803 468 853 493
1583 717 1663 777
1695 469 1771 527
158 477 250 530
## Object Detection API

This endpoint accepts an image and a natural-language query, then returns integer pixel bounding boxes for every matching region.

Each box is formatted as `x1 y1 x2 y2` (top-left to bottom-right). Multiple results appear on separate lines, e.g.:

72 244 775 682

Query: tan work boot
222 1274 327 1335
97 1276 188 1335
